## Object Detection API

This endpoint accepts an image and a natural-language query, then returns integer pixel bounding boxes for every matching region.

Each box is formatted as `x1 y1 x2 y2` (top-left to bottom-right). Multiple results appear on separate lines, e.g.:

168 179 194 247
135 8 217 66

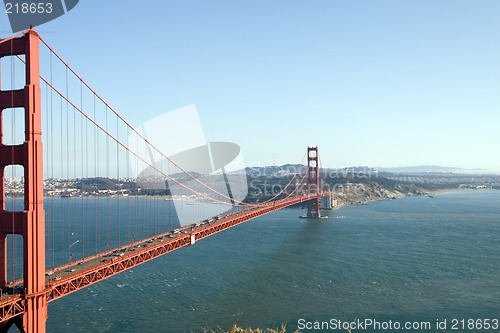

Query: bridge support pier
0 30 47 333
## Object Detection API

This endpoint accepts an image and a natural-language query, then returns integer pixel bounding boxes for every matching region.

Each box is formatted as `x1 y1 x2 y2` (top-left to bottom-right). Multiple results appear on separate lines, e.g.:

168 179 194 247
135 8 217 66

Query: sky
1 0 499 172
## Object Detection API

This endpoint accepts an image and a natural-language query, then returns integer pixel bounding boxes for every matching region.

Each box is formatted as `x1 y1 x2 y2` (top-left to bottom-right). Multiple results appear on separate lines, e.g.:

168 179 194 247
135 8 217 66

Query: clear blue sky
2 1 499 172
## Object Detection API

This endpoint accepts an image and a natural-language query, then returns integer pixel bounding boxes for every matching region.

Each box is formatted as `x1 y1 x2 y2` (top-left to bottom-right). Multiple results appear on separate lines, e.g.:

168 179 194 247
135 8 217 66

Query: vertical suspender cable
72 101 76 261
80 81 89 257
126 126 130 244
50 50 55 269
44 77 51 269
81 80 85 259
116 115 120 246
66 66 70 263
59 94 64 267
106 106 110 250
135 133 139 244
94 94 99 255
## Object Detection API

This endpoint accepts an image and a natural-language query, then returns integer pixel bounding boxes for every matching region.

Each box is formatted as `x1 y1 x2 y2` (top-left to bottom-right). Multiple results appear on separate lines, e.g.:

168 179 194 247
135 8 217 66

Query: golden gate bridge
0 29 331 332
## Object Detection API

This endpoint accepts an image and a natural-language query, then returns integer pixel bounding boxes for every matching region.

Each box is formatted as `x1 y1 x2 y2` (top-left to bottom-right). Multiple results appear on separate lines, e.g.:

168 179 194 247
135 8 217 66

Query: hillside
246 165 500 207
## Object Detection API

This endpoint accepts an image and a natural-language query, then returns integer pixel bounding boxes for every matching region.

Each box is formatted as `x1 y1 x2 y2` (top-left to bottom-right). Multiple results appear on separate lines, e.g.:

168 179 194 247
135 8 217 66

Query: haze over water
45 190 500 332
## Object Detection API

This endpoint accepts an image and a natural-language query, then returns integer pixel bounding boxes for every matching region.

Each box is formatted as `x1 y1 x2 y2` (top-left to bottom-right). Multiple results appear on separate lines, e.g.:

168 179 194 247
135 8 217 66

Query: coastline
330 185 492 210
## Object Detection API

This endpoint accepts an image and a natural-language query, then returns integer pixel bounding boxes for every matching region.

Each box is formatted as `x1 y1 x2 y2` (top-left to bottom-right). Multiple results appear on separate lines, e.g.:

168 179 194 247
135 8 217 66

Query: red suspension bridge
0 29 331 333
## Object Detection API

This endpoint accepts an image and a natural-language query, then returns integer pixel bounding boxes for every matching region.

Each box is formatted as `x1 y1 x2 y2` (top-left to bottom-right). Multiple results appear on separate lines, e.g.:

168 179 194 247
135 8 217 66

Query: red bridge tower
306 146 322 218
0 30 47 333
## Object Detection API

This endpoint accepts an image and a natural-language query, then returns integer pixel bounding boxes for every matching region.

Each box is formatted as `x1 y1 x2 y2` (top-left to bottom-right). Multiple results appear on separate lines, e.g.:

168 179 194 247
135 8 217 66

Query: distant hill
242 164 306 177
377 165 464 173
234 164 493 177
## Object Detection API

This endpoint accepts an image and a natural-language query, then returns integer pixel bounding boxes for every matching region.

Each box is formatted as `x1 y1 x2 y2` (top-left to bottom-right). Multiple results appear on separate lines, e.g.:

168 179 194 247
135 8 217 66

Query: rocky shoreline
331 182 460 209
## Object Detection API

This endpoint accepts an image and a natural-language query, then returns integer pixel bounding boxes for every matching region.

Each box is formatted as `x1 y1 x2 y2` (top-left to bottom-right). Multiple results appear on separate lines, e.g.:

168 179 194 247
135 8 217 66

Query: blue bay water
43 190 500 332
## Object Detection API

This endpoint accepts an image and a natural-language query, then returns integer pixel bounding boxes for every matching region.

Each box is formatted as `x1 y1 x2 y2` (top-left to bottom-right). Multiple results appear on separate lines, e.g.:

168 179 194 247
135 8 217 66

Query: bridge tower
306 146 321 218
0 30 47 332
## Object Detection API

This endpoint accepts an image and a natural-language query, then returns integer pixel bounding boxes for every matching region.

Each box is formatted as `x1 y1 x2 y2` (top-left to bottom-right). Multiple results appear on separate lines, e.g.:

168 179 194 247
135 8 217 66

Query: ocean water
42 190 500 332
